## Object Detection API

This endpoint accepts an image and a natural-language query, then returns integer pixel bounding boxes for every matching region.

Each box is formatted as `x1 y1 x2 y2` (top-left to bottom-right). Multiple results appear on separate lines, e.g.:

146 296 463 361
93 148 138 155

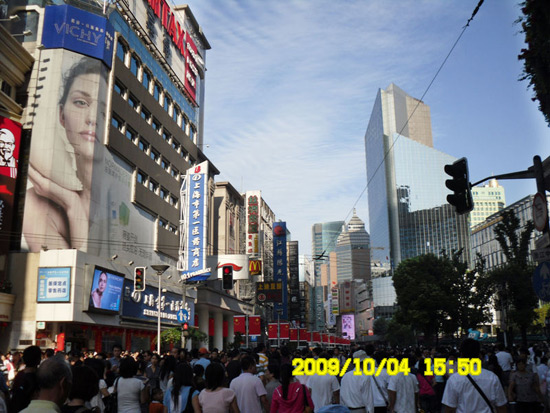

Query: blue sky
184 0 550 257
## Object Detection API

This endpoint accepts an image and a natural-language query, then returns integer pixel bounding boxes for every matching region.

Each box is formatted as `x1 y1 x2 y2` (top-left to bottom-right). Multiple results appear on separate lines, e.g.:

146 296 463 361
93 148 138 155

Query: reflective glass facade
365 84 471 282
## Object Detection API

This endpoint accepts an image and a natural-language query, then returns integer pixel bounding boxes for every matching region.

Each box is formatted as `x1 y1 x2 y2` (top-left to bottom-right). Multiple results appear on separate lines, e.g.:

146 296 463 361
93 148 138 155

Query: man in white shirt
371 352 391 413
388 359 419 413
307 353 340 412
495 343 514 387
340 349 374 413
442 339 507 413
230 355 269 413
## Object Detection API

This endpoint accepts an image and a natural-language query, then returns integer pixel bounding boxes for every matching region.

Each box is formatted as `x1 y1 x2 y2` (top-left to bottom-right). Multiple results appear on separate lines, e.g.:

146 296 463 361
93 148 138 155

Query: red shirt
149 401 164 413
271 382 314 413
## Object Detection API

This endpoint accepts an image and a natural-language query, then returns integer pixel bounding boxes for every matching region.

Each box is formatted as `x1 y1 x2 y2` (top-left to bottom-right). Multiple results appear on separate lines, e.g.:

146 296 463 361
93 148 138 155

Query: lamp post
151 264 170 354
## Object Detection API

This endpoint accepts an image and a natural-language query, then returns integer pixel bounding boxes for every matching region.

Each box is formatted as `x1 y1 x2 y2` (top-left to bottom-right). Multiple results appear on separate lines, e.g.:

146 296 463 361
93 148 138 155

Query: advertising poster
178 161 211 281
88 267 124 312
207 255 249 280
245 191 261 256
341 314 355 341
288 241 300 323
273 222 288 320
37 267 71 302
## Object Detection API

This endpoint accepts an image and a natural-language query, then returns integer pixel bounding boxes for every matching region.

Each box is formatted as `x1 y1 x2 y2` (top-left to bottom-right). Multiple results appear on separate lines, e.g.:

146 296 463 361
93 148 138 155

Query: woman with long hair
271 364 314 413
159 355 177 392
163 363 198 413
194 363 239 413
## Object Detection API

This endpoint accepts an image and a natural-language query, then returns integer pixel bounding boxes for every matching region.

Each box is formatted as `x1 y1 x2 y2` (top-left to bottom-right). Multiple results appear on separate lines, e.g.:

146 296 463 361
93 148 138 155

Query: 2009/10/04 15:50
292 358 482 377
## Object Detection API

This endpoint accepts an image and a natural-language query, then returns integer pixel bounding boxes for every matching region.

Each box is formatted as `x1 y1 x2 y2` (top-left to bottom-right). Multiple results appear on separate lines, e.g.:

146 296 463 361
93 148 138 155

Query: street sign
533 192 548 232
536 232 550 250
176 309 189 323
533 262 550 301
532 248 550 262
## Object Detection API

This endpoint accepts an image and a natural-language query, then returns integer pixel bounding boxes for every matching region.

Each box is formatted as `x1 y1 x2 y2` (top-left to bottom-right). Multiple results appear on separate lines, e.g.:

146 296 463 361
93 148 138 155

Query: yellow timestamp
424 358 482 376
292 358 411 377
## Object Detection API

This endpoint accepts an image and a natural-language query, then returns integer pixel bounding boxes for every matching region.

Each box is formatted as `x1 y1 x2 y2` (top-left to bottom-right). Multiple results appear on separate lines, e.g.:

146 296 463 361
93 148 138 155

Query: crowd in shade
1 339 550 412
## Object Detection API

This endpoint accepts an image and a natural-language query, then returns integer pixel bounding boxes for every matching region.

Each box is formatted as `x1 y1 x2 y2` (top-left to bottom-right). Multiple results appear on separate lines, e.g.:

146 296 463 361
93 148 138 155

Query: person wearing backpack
162 363 198 413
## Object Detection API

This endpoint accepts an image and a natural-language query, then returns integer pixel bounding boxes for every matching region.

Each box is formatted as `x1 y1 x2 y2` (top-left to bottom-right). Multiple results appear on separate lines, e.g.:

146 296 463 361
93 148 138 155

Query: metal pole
181 282 187 349
157 272 161 354
277 312 281 348
246 314 249 349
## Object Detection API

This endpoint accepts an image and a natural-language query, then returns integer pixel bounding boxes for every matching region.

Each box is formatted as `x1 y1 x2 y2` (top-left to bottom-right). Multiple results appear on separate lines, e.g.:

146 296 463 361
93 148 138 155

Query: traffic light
444 157 474 215
182 322 189 337
222 265 233 290
134 267 146 291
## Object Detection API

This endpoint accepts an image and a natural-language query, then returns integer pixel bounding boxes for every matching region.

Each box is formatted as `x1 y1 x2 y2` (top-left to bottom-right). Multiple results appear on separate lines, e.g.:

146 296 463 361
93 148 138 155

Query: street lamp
151 264 170 354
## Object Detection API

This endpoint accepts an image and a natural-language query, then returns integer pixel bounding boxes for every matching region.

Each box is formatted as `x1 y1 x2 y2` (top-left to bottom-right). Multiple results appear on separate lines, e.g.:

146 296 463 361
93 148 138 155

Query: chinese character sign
37 267 71 302
273 222 288 320
179 161 211 281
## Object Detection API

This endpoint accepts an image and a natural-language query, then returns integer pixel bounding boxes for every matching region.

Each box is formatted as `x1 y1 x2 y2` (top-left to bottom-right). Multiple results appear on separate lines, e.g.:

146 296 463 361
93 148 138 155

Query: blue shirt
163 385 199 413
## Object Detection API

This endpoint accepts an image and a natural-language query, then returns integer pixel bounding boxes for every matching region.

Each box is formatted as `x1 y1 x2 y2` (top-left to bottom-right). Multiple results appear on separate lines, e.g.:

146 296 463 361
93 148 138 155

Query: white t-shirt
371 368 390 407
229 372 266 413
388 373 419 413
340 370 374 410
442 369 507 413
495 351 513 371
116 377 145 413
307 373 340 412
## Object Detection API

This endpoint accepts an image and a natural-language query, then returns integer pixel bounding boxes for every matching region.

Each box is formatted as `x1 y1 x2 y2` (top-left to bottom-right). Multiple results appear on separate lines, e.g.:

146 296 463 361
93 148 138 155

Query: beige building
470 179 506 228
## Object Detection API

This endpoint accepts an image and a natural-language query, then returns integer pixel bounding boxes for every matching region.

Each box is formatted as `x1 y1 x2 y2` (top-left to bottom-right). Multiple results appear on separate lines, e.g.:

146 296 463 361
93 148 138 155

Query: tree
373 318 389 337
384 318 416 347
393 253 455 340
517 0 550 126
488 209 536 346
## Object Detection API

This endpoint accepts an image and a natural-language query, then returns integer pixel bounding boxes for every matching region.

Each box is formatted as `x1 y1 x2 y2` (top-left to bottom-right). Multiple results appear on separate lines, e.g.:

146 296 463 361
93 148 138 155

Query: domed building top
348 209 366 232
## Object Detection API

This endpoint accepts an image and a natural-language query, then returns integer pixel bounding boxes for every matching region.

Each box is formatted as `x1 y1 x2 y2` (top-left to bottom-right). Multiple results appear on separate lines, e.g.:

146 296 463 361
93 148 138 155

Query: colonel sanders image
0 128 16 167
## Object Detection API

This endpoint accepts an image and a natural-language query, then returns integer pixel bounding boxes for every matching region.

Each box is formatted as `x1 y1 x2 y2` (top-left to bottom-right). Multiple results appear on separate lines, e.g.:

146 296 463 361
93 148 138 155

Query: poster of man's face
0 117 21 176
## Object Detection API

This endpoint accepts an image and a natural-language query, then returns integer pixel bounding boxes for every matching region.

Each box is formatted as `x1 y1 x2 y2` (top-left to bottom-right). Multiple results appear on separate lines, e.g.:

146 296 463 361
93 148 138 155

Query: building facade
470 179 506 228
365 83 471 310
335 210 370 283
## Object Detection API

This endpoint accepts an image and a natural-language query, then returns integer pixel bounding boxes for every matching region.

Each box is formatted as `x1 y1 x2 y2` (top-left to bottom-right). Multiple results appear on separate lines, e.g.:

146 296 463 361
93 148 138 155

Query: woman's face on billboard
59 72 104 161
98 272 107 292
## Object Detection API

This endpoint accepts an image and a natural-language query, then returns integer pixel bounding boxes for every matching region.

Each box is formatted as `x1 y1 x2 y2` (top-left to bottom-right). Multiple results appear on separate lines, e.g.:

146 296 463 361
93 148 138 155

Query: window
111 115 122 130
130 55 139 77
172 106 179 123
159 218 167 228
116 39 126 62
142 70 150 90
154 83 161 102
171 168 179 180
161 159 169 171
168 225 177 233
114 80 125 96
164 95 170 112
163 131 171 142
137 171 146 185
139 139 148 153
150 149 159 163
169 196 177 206
171 141 177 150
141 107 151 123
182 116 188 133
128 94 138 110
152 119 161 132
160 187 167 200
125 127 137 142
149 179 159 193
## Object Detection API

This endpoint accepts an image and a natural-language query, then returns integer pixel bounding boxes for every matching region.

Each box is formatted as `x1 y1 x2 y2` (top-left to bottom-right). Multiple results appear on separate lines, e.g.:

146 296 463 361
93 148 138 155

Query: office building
365 83 471 308
470 179 506 228
335 210 370 282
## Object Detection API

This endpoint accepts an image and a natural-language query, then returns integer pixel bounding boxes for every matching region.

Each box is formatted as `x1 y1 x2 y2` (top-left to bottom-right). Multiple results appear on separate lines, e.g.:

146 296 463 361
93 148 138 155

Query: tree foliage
393 251 493 339
518 0 550 126
488 210 536 346
384 318 415 347
373 318 389 337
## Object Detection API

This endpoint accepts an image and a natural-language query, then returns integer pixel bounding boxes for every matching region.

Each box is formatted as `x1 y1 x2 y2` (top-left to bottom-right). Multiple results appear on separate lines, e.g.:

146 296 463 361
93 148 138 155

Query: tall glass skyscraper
335 211 370 282
365 84 471 276
311 221 344 331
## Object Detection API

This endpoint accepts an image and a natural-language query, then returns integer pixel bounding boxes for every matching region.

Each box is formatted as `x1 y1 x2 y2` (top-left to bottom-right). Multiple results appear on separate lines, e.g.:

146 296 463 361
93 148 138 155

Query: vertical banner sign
288 241 300 324
268 323 278 339
248 315 262 336
279 323 290 340
273 222 288 320
331 286 339 315
179 161 211 281
245 191 261 256
233 315 246 334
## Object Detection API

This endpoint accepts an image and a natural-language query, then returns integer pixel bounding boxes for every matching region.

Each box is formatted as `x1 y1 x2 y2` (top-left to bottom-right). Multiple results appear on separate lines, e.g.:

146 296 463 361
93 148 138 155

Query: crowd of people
1 339 550 412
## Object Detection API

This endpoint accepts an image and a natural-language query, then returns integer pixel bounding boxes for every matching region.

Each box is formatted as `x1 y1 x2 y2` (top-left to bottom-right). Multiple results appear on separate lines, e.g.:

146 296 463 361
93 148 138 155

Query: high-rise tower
365 84 471 276
335 210 370 283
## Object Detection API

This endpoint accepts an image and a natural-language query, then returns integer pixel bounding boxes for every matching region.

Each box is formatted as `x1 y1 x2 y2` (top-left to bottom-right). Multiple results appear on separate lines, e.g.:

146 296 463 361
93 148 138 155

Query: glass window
142 70 150 90
168 225 177 233
154 83 161 102
160 188 167 200
169 196 177 206
116 39 126 62
141 107 151 123
173 106 179 123
114 80 125 96
130 55 139 77
149 179 158 193
171 168 179 180
111 115 122 130
125 127 136 141
171 141 177 150
182 117 188 133
150 149 159 163
163 131 170 142
159 218 167 227
152 119 161 132
137 171 146 185
164 95 170 112
161 159 169 170
128 94 138 110
139 139 148 153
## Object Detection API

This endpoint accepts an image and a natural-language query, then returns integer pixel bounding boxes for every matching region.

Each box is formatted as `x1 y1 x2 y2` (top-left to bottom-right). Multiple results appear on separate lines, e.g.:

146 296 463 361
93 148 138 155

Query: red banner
234 316 246 334
57 332 65 352
322 334 329 343
223 321 228 338
209 318 214 336
299 329 309 341
289 328 298 342
312 332 320 343
280 323 290 339
248 316 262 336
268 323 278 339
330 335 335 344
